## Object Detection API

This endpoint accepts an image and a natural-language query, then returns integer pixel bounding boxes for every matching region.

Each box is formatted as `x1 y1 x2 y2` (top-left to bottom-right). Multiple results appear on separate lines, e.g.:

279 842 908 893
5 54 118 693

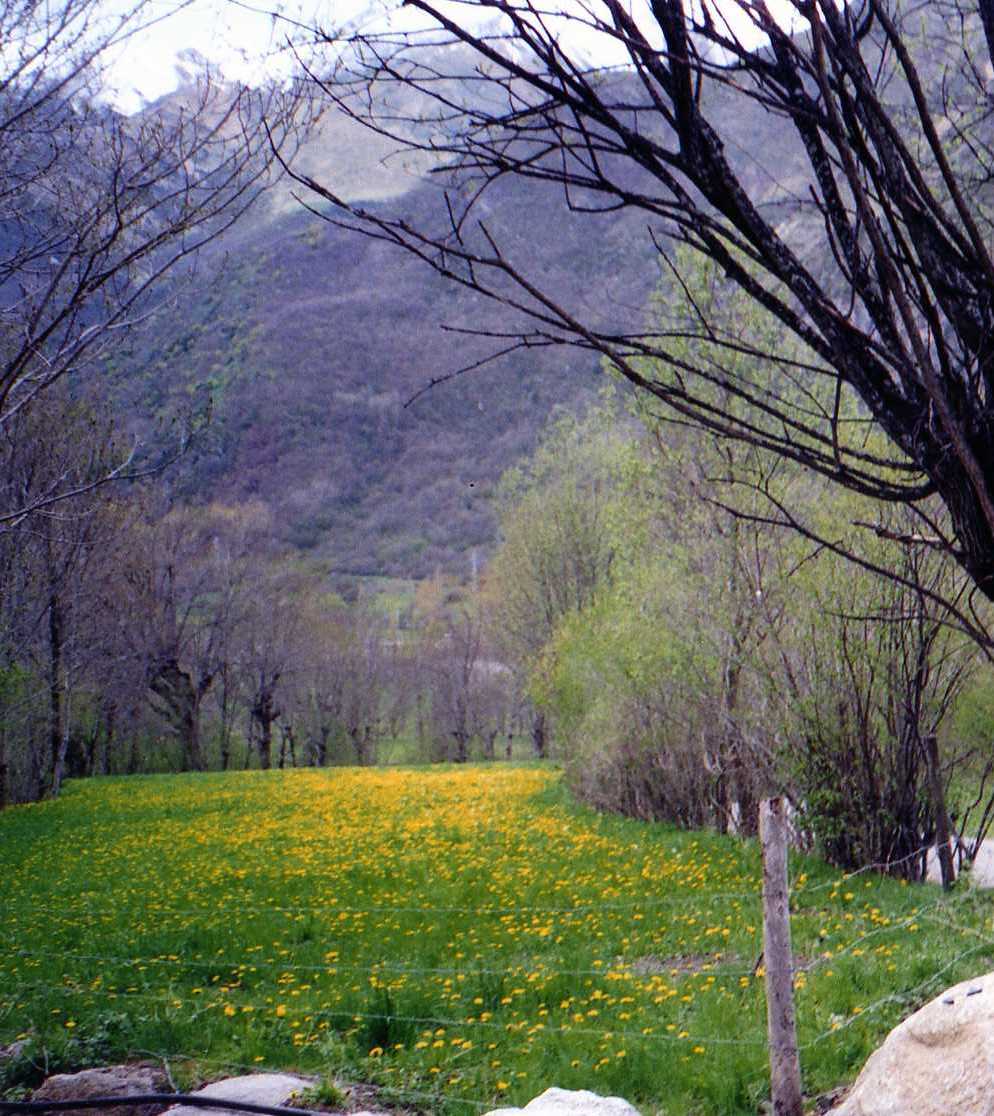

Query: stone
484 1087 642 1116
829 972 994 1115
32 1063 171 1116
0 1039 28 1064
165 1073 315 1116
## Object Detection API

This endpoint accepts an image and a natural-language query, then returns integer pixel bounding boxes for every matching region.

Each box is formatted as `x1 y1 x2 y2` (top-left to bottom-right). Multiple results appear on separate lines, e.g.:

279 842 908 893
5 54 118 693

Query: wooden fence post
760 796 803 1116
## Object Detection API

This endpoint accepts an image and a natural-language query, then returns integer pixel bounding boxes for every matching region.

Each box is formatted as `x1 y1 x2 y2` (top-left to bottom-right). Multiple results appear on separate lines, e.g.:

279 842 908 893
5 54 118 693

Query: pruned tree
120 503 257 772
306 605 396 767
416 598 518 762
291 0 994 627
238 571 303 771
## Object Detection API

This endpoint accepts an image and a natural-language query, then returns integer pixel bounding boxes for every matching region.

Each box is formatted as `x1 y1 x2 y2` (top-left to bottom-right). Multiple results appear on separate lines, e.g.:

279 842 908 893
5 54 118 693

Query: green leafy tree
485 402 632 755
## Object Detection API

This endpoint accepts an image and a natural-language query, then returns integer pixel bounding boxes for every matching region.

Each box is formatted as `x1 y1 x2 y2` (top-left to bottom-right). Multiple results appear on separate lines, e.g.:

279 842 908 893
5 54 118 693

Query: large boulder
830 972 994 1115
32 1063 171 1116
485 1087 642 1116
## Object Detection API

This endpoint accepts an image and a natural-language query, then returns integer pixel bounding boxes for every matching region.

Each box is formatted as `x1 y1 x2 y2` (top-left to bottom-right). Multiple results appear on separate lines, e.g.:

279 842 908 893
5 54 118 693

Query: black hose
0 1095 333 1116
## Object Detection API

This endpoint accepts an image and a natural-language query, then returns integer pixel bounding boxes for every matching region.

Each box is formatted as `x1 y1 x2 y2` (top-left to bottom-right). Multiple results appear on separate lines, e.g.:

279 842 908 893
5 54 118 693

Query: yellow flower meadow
0 765 974 1115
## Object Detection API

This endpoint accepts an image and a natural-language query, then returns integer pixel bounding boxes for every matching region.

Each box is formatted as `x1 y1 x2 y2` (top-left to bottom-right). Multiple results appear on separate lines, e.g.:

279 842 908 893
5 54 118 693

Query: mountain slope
107 35 820 579
109 110 661 577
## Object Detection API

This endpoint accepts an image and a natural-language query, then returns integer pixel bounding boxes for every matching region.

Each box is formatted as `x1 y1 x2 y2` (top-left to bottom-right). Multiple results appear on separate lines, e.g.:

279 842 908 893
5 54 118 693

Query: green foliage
488 398 631 667
486 250 992 866
297 1076 349 1110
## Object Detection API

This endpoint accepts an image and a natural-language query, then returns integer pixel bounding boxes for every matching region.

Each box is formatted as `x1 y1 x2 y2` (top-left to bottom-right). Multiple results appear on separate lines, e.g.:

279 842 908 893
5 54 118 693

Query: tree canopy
293 0 994 612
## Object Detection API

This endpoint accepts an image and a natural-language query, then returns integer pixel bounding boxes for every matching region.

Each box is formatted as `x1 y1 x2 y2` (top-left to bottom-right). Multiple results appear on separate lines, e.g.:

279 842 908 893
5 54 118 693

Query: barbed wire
2 809 987 1116
2 887 967 996
3 889 769 919
9 841 958 934
918 911 994 952
0 981 774 1048
1 945 765 982
5 895 994 1116
802 932 994 1049
7 936 994 1080
789 841 940 898
8 895 990 1055
792 897 952 984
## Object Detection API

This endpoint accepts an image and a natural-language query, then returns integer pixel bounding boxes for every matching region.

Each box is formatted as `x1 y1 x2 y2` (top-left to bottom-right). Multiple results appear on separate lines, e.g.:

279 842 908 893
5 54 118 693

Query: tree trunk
99 701 116 776
219 680 233 771
257 721 273 769
149 658 206 772
452 730 469 763
186 695 205 772
925 734 956 889
84 730 97 777
47 589 68 798
276 724 297 768
350 724 375 765
252 686 279 770
711 745 730 835
127 734 141 775
531 709 547 758
484 729 498 761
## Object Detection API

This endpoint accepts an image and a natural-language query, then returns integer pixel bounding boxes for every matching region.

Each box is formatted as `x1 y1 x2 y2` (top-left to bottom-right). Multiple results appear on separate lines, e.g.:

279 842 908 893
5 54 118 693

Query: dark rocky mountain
105 45 804 580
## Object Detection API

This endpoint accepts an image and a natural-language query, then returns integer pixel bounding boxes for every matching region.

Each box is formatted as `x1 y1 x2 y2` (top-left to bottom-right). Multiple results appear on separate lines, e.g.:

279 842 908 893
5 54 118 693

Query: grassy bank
1 767 992 1114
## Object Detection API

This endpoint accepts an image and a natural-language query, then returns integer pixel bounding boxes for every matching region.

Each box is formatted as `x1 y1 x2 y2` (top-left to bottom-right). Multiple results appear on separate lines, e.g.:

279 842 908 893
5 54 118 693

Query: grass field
2 766 994 1115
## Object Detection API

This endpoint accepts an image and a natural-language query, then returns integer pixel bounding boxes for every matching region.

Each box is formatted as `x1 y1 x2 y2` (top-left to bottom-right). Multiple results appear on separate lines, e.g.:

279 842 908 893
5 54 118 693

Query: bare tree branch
287 0 994 606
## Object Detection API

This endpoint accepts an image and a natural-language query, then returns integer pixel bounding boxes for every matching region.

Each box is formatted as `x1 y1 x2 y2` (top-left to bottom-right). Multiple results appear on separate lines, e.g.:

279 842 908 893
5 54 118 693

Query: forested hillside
102 38 800 579
106 98 662 577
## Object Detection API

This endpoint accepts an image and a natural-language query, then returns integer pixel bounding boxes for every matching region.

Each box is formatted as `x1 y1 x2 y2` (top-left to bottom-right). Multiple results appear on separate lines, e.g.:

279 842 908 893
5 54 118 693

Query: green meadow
1 767 992 1114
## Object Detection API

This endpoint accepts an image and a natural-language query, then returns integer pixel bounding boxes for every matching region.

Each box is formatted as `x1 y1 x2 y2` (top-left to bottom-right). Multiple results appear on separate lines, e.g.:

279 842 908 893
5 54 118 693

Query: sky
101 0 479 111
100 0 794 113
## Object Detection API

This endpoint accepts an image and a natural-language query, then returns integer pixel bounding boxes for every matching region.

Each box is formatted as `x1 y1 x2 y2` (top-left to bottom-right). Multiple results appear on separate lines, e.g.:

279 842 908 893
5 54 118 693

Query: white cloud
100 0 376 111
99 0 801 113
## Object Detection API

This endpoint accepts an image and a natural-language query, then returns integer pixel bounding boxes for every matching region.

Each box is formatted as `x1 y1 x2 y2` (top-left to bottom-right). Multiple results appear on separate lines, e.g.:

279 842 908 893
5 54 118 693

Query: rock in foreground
485 1087 642 1116
830 972 994 1114
164 1073 315 1116
32 1064 171 1116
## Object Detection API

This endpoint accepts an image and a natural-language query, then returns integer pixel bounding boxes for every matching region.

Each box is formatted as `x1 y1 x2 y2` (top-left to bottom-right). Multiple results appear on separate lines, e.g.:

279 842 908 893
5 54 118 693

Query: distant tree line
10 0 994 900
11 369 994 890
0 415 536 805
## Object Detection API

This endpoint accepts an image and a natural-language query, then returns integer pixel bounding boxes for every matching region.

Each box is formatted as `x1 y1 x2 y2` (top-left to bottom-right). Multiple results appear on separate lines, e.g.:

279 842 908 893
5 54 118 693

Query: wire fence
4 834 994 1113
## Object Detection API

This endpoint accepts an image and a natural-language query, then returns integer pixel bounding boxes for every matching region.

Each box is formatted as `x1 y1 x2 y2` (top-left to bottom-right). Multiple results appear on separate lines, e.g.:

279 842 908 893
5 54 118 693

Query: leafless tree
0 390 130 798
419 603 517 761
120 505 252 772
0 0 302 526
290 0 994 628
239 573 303 770
309 606 395 766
